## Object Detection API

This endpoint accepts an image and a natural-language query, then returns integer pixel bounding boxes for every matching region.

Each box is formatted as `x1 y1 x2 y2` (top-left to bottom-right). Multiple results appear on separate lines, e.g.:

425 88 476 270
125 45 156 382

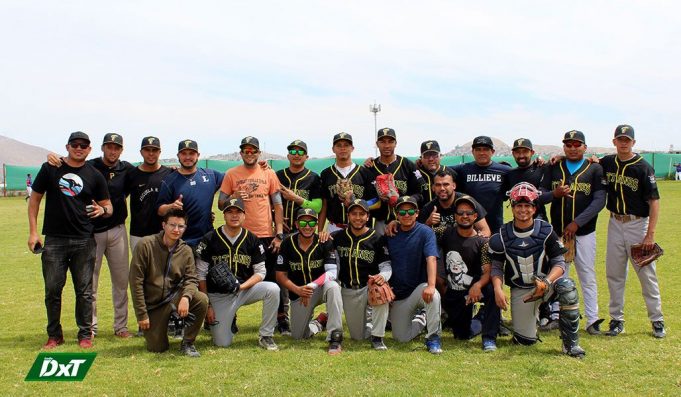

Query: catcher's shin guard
554 278 586 358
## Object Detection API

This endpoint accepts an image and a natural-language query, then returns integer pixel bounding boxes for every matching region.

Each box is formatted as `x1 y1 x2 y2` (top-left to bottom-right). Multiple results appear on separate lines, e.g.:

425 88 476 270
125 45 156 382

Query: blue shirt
566 159 585 175
156 168 224 246
386 222 439 300
453 161 511 233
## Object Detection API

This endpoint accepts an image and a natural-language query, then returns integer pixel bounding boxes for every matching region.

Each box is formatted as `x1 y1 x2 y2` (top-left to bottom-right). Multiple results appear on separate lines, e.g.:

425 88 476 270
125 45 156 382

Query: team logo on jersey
414 170 422 179
59 173 84 197
202 175 209 182
519 241 529 248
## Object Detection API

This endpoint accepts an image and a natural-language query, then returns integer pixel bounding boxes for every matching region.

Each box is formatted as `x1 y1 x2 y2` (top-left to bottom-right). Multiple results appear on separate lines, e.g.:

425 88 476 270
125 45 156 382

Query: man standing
438 196 499 350
127 136 173 251
385 196 442 354
547 130 606 334
276 209 344 354
28 131 112 349
453 136 511 234
503 138 552 220
489 182 585 358
276 139 322 233
195 198 280 350
675 163 681 181
601 125 665 338
129 209 209 356
218 136 288 333
157 139 224 247
331 199 392 350
416 140 449 207
26 173 32 200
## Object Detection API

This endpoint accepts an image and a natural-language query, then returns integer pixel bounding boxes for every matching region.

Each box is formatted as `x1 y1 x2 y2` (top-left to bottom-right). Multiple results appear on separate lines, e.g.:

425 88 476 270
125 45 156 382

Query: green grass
2 182 681 396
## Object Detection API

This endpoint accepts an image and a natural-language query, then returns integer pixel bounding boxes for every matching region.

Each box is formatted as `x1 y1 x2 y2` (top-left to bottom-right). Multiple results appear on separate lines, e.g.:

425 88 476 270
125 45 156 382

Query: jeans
42 236 96 340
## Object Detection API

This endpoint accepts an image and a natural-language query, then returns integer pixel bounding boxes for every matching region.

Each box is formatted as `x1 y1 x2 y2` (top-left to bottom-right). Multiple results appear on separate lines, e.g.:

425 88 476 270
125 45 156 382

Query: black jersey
89 158 135 232
276 234 336 300
364 155 426 222
276 167 322 231
331 228 389 288
195 227 265 291
503 164 549 220
32 161 110 238
547 159 605 236
416 164 448 207
600 154 660 217
418 193 487 238
320 164 376 226
439 227 490 291
126 165 174 237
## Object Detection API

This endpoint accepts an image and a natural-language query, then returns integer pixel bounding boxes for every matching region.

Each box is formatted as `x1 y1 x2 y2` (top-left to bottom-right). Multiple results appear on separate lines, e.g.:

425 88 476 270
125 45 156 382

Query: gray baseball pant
93 224 130 334
290 281 343 341
563 231 600 328
388 283 441 342
341 286 389 340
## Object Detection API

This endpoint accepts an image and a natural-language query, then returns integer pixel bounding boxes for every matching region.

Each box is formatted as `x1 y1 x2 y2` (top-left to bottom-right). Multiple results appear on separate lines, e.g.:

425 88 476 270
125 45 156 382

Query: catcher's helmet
508 182 540 206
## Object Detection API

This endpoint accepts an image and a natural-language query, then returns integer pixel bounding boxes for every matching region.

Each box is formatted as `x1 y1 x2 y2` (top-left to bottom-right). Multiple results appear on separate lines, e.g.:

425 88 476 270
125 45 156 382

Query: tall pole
370 102 381 157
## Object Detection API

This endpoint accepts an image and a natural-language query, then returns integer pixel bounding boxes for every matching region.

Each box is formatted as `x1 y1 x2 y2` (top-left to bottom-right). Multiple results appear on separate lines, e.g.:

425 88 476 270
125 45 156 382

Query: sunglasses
298 220 317 228
397 209 417 216
289 149 306 156
69 143 89 149
166 223 187 231
456 210 476 216
564 142 583 148
241 149 259 155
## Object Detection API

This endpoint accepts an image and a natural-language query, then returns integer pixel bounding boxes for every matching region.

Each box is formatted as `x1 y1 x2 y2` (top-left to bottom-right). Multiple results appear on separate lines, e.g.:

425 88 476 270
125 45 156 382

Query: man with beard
331 199 392 350
157 139 224 247
437 196 499 350
502 138 552 221
276 209 344 354
276 139 322 233
416 140 451 207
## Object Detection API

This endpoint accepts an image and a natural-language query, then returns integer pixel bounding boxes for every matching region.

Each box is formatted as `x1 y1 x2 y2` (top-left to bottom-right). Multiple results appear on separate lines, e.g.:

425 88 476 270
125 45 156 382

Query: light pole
370 102 381 157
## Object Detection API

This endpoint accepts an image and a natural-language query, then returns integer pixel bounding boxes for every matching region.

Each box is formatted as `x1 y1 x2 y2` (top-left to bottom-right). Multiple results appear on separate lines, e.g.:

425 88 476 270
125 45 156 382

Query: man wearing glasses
28 131 112 349
385 196 442 354
545 131 606 334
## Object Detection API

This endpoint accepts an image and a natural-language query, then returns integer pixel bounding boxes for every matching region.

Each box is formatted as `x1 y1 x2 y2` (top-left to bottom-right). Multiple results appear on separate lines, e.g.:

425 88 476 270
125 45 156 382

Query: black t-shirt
89 158 135 233
331 228 389 288
547 160 605 236
320 164 377 225
32 161 110 238
276 234 336 300
126 165 174 237
453 161 511 233
503 164 549 220
438 227 490 290
364 155 426 222
418 193 487 239
600 154 660 217
195 227 265 291
276 167 322 232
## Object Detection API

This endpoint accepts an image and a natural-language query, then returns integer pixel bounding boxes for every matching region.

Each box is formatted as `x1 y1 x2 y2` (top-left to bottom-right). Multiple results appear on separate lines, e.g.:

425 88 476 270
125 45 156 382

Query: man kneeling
129 209 209 356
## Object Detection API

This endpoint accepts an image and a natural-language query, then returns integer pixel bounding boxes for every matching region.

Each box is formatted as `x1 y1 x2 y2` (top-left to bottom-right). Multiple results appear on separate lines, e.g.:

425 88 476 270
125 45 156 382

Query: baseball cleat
605 320 624 337
258 336 279 351
652 321 666 338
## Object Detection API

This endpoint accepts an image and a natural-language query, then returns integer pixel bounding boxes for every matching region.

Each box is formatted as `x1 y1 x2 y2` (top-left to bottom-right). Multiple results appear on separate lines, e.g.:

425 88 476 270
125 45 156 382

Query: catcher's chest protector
500 220 553 289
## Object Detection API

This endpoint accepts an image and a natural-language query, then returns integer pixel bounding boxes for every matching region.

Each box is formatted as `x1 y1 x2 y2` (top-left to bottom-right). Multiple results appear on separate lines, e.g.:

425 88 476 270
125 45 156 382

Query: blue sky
1 1 679 161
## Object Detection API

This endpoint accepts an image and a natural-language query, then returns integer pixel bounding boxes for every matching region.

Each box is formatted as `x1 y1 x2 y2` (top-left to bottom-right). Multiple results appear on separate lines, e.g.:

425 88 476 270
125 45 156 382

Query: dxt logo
25 353 96 381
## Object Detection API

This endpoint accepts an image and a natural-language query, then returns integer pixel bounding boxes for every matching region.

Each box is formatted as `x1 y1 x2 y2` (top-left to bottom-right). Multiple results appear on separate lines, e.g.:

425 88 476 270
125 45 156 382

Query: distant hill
444 137 616 156
0 135 52 167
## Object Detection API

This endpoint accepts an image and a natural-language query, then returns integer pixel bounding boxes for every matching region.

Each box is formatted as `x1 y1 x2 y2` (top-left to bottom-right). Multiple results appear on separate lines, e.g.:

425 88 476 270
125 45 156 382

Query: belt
610 213 643 223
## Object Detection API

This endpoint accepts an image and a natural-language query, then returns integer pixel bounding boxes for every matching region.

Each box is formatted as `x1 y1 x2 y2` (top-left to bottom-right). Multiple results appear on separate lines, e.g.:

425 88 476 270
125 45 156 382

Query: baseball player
502 138 552 221
490 182 585 358
545 131 606 334
416 140 450 207
437 195 499 351
195 198 281 350
276 208 344 354
25 173 32 200
331 199 392 350
276 139 322 233
600 125 665 338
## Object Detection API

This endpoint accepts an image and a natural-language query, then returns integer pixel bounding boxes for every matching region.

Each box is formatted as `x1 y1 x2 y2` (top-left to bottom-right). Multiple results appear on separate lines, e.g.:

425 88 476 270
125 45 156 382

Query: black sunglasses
69 143 89 149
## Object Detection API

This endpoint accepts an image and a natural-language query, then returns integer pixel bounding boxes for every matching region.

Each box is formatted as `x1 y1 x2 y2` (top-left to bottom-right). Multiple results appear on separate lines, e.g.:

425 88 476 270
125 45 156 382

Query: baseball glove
523 276 551 303
375 173 399 207
335 178 354 204
367 277 395 306
562 236 575 263
208 261 240 294
630 243 664 267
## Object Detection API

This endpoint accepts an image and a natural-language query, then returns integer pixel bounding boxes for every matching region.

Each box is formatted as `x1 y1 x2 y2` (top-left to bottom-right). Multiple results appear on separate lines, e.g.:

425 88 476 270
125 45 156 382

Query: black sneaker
563 344 586 359
586 319 605 335
652 321 666 338
258 336 279 351
371 336 387 351
231 316 239 334
605 320 625 337
180 342 200 357
277 319 292 336
328 330 343 355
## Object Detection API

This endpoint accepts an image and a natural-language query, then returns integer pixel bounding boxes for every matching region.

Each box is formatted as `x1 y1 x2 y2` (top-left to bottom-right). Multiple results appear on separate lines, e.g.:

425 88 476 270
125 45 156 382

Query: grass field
2 182 680 396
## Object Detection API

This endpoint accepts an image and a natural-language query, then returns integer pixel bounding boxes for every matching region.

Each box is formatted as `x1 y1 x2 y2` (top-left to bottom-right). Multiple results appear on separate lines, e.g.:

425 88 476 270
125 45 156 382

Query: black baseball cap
222 197 245 213
178 139 198 153
377 128 397 141
68 131 90 144
287 139 308 152
102 133 124 147
347 199 369 213
333 132 353 144
512 138 533 150
562 130 586 144
240 136 260 150
296 208 318 219
614 124 635 140
141 136 161 149
454 195 478 212
395 195 418 210
420 140 441 155
472 136 494 149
